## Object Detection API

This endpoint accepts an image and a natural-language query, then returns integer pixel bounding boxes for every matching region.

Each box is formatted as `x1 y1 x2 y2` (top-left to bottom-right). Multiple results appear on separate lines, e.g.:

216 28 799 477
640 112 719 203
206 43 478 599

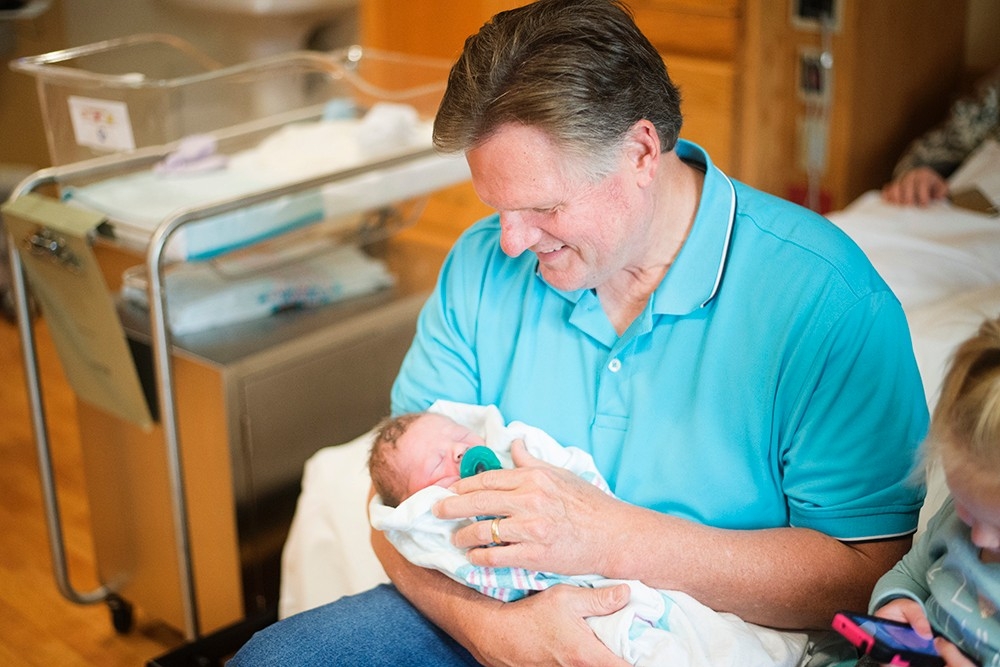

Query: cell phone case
832 611 945 667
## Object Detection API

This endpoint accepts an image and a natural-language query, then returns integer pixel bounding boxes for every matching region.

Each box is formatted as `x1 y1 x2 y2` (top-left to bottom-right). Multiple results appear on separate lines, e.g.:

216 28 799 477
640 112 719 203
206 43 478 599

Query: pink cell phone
832 610 944 667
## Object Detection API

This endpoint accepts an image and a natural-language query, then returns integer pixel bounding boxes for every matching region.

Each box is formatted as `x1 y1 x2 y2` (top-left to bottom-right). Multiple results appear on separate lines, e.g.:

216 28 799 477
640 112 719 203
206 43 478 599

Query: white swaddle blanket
369 400 807 667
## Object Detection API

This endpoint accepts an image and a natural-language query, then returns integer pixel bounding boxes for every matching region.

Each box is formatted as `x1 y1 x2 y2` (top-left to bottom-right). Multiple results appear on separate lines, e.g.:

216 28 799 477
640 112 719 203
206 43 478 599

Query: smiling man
230 2 929 665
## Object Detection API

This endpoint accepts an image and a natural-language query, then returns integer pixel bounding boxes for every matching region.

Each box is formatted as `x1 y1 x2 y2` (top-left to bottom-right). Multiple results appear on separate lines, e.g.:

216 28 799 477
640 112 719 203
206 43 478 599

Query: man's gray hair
433 0 683 178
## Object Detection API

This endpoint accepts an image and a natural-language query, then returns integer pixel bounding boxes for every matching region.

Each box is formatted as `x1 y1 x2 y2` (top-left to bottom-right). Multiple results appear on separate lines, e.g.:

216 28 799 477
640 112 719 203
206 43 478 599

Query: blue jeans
228 584 481 666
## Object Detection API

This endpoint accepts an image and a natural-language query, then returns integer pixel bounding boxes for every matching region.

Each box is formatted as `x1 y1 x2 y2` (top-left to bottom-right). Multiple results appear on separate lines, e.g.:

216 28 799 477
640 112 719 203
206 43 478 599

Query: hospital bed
3 37 469 663
277 157 1000 631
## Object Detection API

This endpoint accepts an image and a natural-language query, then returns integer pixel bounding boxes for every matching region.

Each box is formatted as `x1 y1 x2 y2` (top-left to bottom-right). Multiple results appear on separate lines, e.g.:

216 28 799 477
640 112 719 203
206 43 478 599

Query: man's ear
624 119 661 187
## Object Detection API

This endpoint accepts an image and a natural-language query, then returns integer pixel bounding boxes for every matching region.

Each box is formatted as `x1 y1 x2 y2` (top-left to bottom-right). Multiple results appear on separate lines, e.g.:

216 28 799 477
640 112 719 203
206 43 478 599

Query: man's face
466 124 650 292
398 413 486 500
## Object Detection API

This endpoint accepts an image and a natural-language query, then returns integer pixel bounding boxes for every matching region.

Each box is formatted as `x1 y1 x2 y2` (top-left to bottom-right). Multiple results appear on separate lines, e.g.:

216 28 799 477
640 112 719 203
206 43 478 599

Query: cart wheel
106 593 134 634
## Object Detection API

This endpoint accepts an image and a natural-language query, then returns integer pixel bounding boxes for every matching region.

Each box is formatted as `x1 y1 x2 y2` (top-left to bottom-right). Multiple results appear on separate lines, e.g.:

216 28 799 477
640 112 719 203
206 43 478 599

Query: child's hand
874 598 934 639
874 600 978 667
933 637 978 667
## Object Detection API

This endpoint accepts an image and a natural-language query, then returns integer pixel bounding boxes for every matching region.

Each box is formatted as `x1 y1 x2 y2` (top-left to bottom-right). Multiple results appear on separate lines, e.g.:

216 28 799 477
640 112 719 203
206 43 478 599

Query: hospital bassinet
4 38 467 664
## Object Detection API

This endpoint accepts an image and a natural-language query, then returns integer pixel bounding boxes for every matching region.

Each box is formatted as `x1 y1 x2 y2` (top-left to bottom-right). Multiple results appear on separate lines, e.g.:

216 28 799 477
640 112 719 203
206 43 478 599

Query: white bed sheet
278 190 1000 621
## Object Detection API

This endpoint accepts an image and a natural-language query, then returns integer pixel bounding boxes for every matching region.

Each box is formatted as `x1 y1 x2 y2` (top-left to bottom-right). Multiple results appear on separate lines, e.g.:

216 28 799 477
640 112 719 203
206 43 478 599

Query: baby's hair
368 412 424 508
928 315 1000 474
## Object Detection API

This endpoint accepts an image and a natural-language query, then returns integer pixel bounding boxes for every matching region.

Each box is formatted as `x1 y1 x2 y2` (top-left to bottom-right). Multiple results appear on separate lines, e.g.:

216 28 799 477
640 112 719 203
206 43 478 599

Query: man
231 2 928 664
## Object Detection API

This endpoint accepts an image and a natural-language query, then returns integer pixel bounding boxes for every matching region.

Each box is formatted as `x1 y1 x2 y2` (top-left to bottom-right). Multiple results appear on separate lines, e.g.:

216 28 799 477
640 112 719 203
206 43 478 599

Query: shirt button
608 359 622 372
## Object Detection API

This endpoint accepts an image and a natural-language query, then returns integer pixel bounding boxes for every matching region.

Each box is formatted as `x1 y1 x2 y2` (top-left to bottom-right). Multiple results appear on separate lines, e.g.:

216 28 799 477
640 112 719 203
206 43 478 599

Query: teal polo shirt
392 140 928 540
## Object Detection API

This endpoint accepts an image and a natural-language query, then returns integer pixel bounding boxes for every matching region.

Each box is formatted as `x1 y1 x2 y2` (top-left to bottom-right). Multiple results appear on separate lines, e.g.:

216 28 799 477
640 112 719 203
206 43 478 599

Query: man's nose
499 211 540 258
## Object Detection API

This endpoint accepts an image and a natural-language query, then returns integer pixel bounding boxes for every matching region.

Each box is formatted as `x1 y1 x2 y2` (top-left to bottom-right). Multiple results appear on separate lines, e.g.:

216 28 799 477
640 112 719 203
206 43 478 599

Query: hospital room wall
1 0 998 179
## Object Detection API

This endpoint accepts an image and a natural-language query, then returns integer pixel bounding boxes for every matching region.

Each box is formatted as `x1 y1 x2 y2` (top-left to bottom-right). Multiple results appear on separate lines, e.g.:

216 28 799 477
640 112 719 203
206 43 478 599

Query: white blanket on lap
369 401 808 667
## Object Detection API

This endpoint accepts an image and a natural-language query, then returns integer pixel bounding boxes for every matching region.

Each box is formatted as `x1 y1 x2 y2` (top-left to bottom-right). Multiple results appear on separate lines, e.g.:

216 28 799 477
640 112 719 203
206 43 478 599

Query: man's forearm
601 508 911 629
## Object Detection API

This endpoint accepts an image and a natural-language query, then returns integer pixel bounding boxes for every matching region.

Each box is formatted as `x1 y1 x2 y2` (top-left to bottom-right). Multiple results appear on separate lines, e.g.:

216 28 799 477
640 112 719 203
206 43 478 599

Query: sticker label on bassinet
68 96 136 153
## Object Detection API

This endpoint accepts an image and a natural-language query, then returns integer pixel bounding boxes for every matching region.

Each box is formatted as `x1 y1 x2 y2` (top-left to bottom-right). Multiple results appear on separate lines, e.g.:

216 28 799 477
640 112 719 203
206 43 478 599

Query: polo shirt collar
652 140 736 315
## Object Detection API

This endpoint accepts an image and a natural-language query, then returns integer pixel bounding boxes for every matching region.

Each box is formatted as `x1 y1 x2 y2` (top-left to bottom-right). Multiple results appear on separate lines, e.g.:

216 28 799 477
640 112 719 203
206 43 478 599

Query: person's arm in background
881 167 950 207
883 70 999 206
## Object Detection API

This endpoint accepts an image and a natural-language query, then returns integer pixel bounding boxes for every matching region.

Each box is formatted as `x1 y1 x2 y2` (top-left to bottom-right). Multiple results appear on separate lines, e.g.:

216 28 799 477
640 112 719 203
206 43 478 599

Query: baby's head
369 411 486 507
929 316 1000 556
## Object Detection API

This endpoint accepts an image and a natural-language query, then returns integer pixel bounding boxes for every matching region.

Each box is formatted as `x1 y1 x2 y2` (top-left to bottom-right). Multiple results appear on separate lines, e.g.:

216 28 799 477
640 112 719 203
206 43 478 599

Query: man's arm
440 445 911 631
597 510 911 630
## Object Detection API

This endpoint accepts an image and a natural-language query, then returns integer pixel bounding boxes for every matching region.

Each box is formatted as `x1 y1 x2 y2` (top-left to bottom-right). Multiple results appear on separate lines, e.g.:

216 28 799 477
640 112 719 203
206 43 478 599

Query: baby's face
398 413 486 499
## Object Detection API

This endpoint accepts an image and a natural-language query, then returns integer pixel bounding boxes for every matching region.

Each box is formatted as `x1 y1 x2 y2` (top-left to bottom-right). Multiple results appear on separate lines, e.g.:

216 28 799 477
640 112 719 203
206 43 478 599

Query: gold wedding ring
490 516 504 545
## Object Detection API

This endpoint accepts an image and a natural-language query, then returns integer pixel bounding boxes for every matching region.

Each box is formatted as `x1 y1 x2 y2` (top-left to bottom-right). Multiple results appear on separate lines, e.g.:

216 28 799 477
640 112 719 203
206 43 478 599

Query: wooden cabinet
362 0 968 214
630 0 742 173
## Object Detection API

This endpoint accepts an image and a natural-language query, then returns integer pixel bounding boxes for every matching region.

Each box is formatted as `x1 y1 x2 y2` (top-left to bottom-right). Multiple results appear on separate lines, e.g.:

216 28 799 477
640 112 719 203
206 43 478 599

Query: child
868 317 1000 666
368 400 808 667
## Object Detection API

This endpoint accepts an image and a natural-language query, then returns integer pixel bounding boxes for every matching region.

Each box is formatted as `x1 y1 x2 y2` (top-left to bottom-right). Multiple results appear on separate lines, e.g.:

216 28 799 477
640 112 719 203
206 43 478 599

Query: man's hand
436 439 623 576
373 474 631 667
881 167 949 206
469 583 632 667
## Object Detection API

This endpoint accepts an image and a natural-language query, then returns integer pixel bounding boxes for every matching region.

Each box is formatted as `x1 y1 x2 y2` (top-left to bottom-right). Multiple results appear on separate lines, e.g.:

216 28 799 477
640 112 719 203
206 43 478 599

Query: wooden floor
0 312 186 666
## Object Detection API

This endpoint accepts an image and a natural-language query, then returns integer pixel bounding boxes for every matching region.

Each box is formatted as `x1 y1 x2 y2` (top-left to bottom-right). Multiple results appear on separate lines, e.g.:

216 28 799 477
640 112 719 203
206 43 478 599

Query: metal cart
3 38 465 664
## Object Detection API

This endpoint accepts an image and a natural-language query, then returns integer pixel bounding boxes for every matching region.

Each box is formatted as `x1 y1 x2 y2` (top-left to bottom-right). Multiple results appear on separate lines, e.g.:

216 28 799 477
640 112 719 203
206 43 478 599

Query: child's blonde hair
928 316 1000 474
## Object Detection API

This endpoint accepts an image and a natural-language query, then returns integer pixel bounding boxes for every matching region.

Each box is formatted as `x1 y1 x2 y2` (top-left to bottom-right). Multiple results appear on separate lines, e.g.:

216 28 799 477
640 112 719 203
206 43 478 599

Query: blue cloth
392 140 928 540
228 584 478 666
230 140 929 665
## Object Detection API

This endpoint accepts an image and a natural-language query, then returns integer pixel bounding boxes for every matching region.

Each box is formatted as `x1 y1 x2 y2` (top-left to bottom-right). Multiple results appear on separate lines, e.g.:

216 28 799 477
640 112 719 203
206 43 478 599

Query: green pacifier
460 446 502 478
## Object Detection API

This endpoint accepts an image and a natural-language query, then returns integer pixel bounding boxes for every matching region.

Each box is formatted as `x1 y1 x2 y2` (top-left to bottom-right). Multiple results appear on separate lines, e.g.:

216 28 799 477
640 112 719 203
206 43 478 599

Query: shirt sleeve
782 289 929 540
